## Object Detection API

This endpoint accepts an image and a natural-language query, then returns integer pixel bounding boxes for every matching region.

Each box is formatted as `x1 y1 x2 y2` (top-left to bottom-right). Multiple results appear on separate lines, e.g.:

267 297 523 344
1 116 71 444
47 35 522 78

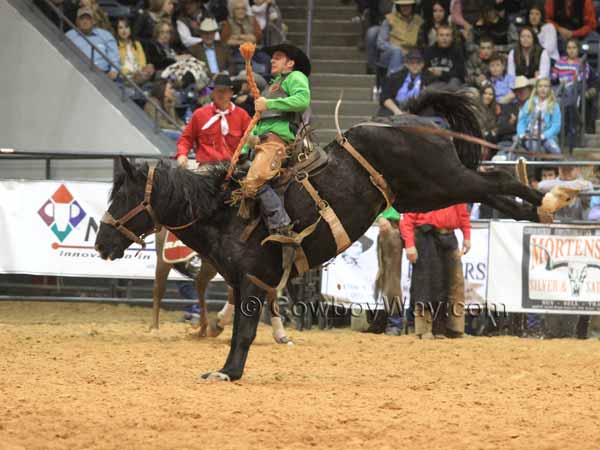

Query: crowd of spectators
364 0 600 156
36 0 288 141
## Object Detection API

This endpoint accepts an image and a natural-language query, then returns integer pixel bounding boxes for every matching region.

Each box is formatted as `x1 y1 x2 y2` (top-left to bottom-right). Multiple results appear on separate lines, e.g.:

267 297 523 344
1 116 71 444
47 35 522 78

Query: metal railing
29 0 183 133
304 0 314 59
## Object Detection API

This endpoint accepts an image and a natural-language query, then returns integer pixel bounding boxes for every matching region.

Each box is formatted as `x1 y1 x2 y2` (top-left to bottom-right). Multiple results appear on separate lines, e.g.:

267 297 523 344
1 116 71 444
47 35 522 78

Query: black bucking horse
95 91 577 381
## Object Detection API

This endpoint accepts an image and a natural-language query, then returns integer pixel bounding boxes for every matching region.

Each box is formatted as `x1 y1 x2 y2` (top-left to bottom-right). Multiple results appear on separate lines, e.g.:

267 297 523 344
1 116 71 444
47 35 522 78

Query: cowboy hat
264 43 311 77
393 0 416 5
199 18 219 33
212 74 234 89
513 76 533 90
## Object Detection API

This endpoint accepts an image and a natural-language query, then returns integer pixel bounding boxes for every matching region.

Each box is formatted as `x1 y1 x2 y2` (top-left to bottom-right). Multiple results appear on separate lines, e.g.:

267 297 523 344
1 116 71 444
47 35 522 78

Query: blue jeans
378 46 404 75
257 184 291 233
366 25 380 69
523 137 561 154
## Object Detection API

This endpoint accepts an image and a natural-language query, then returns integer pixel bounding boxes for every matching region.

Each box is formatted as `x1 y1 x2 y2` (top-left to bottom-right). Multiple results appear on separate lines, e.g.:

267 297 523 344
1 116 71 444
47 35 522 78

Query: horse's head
95 156 159 260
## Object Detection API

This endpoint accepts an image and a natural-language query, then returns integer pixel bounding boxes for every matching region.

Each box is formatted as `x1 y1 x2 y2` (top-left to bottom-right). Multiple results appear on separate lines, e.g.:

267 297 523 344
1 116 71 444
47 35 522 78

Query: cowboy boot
274 225 298 270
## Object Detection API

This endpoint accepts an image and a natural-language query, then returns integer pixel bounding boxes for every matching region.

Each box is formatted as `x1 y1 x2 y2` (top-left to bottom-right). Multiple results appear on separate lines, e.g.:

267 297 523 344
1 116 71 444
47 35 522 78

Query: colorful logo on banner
37 184 87 242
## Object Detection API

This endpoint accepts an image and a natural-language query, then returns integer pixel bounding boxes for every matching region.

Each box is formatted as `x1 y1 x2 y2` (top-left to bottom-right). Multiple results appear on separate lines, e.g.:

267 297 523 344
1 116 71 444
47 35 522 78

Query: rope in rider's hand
224 42 262 184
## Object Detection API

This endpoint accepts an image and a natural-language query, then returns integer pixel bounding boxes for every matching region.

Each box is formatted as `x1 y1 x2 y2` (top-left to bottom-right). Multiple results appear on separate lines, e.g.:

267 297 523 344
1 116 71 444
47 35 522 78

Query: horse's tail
404 90 483 170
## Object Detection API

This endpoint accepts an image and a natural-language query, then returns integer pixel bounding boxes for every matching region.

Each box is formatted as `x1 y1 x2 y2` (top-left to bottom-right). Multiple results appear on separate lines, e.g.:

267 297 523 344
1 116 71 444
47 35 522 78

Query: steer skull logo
534 244 600 297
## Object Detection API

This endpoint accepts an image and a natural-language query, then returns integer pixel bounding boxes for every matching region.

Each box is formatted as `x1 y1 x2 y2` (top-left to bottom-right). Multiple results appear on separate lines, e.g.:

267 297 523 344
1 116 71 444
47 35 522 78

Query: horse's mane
157 159 236 222
110 158 241 223
403 90 483 170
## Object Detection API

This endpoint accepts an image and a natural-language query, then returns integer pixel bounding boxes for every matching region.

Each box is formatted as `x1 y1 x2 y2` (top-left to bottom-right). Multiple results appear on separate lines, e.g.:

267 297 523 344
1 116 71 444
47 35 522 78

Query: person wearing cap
376 0 423 75
176 74 251 166
189 18 233 76
176 0 209 48
65 7 120 80
496 75 533 150
380 48 429 116
239 43 311 267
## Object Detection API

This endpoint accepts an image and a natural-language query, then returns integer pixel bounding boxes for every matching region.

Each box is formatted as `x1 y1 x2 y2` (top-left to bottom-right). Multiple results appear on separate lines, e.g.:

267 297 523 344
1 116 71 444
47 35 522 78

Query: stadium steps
285 0 376 144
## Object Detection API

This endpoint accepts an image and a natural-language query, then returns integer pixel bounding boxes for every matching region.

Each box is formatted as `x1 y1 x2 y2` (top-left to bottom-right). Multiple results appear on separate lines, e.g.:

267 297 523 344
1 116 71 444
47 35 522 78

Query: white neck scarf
201 104 235 135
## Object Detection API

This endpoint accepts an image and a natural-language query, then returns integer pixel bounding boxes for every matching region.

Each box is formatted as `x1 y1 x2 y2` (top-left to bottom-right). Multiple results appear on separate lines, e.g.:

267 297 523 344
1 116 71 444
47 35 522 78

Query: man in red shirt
545 0 598 42
400 204 471 339
176 74 251 166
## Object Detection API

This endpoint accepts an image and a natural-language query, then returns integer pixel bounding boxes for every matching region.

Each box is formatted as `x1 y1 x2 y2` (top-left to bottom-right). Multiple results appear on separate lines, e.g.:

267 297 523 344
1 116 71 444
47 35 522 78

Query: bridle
101 165 200 249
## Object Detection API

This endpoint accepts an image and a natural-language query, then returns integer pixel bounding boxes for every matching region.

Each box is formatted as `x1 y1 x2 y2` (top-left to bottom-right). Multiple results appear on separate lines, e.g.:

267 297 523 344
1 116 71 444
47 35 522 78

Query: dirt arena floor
1 301 600 450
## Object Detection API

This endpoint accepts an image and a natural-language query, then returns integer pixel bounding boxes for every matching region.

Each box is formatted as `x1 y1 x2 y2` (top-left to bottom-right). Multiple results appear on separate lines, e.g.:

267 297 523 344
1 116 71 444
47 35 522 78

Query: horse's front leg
201 279 263 381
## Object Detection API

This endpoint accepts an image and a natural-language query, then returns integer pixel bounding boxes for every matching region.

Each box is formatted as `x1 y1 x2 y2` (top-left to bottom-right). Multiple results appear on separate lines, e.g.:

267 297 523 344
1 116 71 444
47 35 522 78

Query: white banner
487 221 600 314
0 180 186 279
321 224 489 310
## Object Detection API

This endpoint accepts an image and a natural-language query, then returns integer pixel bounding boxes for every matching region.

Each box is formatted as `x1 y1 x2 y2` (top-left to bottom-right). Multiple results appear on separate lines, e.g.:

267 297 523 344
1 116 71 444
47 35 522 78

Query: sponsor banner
321 224 489 310
0 180 188 280
487 221 600 314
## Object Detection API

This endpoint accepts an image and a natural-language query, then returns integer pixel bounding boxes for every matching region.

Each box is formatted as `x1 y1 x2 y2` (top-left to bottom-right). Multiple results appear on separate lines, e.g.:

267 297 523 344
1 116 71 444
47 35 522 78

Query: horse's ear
118 156 135 179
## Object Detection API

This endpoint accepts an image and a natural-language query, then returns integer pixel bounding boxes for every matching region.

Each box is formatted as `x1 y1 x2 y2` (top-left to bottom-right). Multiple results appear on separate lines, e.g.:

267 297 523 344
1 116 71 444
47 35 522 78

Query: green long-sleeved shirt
377 207 400 221
251 70 311 143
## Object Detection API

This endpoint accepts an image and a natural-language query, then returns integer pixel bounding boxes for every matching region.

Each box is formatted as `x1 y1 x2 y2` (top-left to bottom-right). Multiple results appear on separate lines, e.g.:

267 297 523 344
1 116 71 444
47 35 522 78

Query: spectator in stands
553 38 589 150
507 26 550 79
401 204 471 339
465 35 494 88
145 19 179 71
35 0 78 31
480 83 500 144
221 0 265 75
508 4 559 62
417 0 461 49
115 18 155 84
424 24 466 90
517 77 562 155
221 0 262 46
144 79 185 141
379 49 428 115
189 18 233 76
232 70 267 116
78 0 113 34
495 75 533 150
176 0 210 49
376 0 423 75
364 2 394 74
66 7 120 80
449 0 485 43
488 53 515 104
251 0 286 46
134 0 175 44
472 1 509 46
545 0 599 44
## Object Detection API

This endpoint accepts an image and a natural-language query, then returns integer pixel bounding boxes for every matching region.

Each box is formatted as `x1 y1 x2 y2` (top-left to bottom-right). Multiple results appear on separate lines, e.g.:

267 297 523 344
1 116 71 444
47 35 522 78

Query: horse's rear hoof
208 318 224 337
274 335 294 346
200 372 231 382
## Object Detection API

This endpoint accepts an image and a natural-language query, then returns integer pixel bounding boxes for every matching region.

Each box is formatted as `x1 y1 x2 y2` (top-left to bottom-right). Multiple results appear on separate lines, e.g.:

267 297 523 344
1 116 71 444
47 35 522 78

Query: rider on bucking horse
240 43 311 270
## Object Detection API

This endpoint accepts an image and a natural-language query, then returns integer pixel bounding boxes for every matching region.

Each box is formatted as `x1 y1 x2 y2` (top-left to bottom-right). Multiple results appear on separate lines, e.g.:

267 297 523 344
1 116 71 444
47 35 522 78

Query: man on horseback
241 43 311 267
